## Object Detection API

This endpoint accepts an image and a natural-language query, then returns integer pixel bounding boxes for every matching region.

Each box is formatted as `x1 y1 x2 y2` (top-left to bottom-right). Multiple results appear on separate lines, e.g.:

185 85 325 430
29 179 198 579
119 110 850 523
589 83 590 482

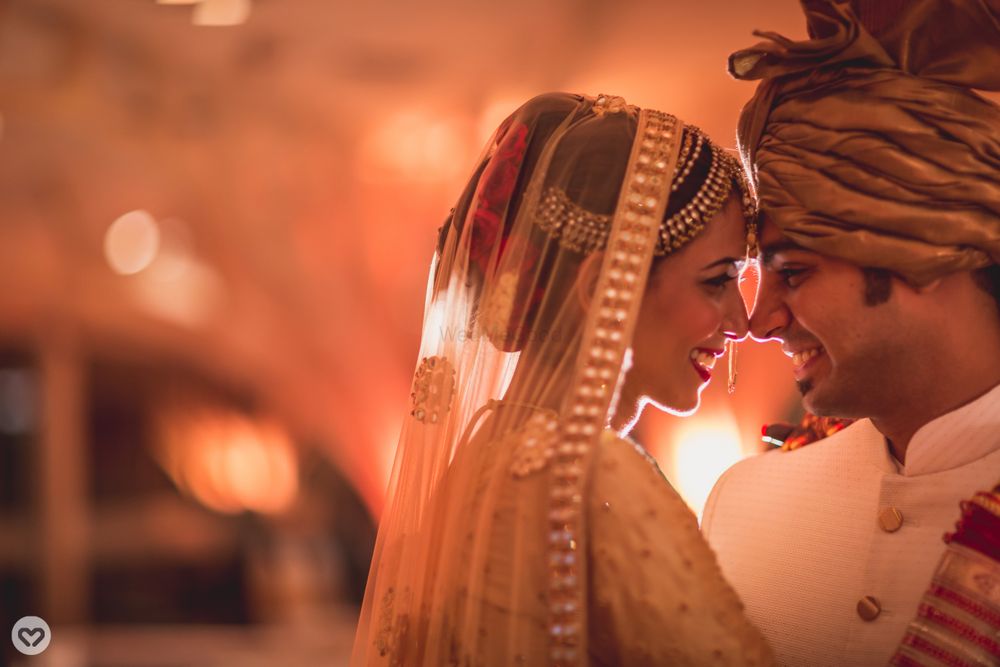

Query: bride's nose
721 288 750 340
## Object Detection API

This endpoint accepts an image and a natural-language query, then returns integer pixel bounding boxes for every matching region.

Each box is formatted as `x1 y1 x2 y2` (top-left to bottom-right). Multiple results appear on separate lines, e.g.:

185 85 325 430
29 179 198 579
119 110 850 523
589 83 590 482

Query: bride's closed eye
702 263 740 292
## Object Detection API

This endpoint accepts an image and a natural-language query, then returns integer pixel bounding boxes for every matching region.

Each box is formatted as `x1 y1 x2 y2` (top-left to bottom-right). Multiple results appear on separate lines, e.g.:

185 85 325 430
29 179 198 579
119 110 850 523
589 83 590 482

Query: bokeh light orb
104 209 161 276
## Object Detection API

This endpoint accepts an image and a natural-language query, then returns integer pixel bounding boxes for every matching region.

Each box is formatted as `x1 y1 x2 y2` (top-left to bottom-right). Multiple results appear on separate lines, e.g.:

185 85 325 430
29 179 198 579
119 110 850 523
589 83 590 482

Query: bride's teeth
689 350 718 369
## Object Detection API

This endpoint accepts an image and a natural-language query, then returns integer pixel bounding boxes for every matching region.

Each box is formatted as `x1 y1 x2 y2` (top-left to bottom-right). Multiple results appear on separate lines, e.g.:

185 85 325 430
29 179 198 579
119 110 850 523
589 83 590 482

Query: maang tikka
727 338 738 394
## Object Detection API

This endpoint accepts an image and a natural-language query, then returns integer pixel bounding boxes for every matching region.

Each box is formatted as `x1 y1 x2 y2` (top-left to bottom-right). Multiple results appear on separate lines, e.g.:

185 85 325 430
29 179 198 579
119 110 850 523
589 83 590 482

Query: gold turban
730 0 1000 285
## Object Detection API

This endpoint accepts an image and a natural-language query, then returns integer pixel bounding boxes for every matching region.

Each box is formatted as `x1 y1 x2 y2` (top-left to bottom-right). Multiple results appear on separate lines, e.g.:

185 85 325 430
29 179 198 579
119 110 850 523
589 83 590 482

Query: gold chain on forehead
536 115 757 257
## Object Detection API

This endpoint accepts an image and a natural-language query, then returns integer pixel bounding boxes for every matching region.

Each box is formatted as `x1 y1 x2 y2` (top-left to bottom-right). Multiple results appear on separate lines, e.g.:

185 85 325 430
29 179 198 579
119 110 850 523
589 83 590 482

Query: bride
352 92 774 666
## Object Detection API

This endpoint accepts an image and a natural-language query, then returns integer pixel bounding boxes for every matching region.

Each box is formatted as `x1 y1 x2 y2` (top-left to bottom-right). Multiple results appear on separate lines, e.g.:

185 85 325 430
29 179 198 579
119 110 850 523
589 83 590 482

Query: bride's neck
499 352 640 434
609 381 641 435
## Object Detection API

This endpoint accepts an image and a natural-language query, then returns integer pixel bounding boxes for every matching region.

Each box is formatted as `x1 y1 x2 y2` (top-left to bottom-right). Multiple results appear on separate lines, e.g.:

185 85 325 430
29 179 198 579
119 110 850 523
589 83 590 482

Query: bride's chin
662 397 700 417
643 388 702 418
671 379 711 416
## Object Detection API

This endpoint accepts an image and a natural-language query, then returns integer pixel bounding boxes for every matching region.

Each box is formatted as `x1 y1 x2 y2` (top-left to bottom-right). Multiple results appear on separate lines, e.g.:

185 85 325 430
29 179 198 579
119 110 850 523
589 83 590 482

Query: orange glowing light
104 210 160 275
362 110 470 182
129 218 224 327
668 412 745 520
476 96 529 143
192 0 250 26
157 406 299 515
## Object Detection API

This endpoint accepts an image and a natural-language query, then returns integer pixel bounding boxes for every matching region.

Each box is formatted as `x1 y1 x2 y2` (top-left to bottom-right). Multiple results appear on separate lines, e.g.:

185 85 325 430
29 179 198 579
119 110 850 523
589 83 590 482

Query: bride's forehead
699 200 748 244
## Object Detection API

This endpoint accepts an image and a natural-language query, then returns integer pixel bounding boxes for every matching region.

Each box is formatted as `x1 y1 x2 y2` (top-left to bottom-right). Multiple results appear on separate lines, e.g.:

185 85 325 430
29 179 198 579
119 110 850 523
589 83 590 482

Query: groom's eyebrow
760 241 813 267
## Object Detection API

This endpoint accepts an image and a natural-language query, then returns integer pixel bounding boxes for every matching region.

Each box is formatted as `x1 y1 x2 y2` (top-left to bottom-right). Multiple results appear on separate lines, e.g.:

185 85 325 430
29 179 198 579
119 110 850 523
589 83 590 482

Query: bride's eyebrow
702 257 741 270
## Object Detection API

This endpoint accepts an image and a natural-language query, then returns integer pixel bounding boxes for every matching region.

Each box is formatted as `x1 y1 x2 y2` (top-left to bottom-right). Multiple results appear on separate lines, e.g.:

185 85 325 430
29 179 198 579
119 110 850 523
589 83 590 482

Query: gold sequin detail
374 586 408 665
508 411 560 478
545 107 680 667
410 356 456 424
592 94 629 116
478 271 518 346
536 187 611 255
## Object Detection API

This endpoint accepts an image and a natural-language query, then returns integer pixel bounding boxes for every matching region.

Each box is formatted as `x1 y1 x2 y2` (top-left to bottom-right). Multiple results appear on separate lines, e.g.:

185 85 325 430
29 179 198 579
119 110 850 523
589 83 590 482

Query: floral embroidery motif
972 571 997 598
373 586 412 666
478 271 518 347
410 356 456 424
374 586 395 657
469 122 530 275
592 94 629 116
509 411 560 478
762 413 855 451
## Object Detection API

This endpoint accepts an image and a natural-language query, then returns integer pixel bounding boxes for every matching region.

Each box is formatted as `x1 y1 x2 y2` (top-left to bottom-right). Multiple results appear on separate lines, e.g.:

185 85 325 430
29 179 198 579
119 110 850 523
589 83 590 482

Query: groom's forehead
757 219 817 266
758 215 789 244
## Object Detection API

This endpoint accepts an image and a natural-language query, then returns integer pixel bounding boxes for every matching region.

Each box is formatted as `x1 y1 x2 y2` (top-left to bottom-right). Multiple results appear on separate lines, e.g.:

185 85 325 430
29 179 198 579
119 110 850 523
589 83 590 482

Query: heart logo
11 615 51 655
18 627 45 648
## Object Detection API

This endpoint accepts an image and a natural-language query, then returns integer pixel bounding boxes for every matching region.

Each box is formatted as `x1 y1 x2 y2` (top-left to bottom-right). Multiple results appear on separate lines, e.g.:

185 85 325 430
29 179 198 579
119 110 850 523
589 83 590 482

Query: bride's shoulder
591 429 693 518
596 429 665 479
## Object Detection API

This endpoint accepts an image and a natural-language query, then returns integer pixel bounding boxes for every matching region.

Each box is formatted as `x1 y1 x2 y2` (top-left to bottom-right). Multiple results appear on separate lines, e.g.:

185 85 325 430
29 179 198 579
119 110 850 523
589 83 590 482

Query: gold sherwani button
878 507 904 532
857 595 881 621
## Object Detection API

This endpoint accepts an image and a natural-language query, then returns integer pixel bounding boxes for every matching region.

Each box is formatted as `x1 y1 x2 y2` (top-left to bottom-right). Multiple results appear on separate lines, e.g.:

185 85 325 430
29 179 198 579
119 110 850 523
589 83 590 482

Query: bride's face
622 195 750 416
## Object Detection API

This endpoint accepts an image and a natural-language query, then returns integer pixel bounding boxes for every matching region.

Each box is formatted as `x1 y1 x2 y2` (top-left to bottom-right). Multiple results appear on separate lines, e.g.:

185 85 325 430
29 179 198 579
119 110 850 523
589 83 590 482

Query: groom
701 1 1000 665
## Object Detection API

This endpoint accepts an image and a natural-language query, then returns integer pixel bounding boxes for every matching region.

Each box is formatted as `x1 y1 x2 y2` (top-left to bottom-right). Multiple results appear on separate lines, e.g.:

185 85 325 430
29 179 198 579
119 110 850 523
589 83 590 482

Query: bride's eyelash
703 262 740 288
704 273 736 287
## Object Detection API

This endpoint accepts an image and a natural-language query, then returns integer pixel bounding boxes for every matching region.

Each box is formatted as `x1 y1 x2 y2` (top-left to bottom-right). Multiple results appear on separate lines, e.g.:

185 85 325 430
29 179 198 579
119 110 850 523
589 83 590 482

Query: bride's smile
616 195 749 422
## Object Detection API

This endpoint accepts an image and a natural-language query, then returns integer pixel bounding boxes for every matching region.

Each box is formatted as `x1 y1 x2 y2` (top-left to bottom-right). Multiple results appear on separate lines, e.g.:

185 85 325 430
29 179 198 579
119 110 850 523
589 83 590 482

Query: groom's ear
575 252 604 312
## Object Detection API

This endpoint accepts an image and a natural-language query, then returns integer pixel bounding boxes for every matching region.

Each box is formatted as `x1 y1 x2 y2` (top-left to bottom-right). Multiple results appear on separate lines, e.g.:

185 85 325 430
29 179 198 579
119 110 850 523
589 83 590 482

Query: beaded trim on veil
542 105 683 666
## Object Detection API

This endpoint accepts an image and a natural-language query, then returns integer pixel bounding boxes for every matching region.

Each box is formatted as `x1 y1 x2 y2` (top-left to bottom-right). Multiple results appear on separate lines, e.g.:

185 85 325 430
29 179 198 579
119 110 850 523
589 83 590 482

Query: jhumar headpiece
535 107 754 256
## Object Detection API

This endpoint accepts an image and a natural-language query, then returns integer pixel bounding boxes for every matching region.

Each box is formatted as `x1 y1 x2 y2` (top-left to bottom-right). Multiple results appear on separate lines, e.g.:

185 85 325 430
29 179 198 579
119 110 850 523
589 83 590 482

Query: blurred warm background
0 0 809 664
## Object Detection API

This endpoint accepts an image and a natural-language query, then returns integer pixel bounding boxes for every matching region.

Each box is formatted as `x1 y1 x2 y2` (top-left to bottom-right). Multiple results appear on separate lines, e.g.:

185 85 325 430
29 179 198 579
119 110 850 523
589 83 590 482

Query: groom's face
749 222 911 419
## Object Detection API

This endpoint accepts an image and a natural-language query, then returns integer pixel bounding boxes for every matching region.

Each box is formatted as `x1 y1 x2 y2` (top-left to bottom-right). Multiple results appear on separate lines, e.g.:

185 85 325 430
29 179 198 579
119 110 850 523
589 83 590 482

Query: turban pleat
732 0 1000 284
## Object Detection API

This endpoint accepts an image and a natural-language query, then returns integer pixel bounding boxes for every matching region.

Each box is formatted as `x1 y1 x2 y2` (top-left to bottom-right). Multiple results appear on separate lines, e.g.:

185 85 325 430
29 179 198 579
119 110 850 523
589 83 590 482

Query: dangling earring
727 338 738 394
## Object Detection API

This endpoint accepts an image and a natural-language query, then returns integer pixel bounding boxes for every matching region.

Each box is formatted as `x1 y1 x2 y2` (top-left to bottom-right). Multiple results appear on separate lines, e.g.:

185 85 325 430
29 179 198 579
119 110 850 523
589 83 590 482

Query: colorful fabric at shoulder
761 412 855 451
890 481 1000 666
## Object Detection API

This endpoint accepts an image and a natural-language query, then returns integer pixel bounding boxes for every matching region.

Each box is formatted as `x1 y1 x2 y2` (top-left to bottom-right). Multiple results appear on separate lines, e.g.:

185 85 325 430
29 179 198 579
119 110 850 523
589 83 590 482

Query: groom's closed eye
760 241 814 268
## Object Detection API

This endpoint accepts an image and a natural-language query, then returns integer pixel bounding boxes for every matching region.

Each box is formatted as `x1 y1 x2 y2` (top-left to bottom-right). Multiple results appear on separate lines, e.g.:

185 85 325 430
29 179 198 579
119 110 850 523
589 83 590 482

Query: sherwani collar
897 382 1000 477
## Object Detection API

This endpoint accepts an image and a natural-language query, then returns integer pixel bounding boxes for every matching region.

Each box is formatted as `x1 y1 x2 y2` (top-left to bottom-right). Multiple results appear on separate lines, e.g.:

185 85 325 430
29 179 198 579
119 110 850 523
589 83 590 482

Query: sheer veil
352 93 753 666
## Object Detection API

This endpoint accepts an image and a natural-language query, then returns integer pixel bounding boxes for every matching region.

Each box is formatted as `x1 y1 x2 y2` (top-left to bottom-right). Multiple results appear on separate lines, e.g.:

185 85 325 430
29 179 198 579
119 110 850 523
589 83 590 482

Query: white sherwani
702 384 1000 667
